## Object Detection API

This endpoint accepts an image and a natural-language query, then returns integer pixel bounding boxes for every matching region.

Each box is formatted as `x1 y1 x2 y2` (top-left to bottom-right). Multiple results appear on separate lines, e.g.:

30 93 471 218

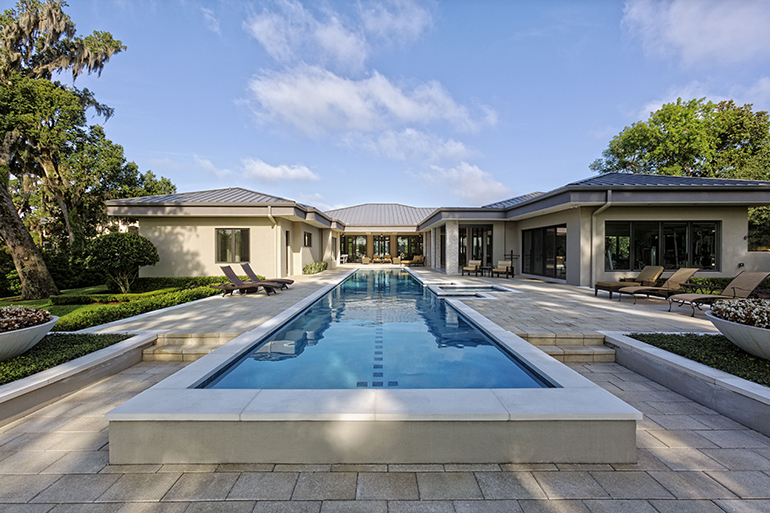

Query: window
216 228 249 263
397 235 423 257
604 221 719 271
341 235 367 262
303 232 312 247
522 225 567 278
373 235 390 255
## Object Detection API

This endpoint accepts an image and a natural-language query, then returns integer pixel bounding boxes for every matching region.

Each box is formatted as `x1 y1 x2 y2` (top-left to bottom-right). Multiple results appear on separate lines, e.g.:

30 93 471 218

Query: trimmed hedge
53 286 221 331
303 261 328 275
629 333 770 387
690 276 770 291
50 288 182 305
105 275 259 293
0 333 131 386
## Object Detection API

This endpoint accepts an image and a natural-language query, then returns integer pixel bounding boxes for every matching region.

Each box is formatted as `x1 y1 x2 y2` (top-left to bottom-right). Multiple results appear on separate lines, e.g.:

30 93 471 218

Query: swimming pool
203 269 550 389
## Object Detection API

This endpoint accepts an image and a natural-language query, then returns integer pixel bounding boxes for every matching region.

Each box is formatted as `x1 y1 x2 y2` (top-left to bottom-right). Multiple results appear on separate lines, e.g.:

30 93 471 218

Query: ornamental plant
85 233 160 294
711 299 770 330
0 306 52 333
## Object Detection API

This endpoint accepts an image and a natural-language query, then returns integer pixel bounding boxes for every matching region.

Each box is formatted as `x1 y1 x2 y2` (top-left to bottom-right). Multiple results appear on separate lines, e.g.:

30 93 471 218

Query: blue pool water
203 269 551 389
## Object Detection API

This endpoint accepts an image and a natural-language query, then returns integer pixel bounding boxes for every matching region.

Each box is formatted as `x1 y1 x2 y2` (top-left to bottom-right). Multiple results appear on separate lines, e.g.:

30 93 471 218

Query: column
446 220 459 275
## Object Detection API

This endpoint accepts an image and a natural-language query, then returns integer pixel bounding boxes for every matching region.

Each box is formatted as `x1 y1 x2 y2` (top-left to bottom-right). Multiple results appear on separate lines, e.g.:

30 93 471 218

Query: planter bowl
0 316 59 362
706 310 770 360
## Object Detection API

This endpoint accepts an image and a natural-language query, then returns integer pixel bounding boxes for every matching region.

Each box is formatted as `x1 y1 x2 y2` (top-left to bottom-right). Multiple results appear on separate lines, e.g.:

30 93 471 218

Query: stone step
519 333 606 347
537 345 615 363
143 344 222 362
154 333 239 346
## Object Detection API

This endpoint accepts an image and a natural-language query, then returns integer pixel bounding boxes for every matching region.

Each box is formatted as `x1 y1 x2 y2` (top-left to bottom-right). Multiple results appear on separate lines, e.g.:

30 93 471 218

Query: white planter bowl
706 310 770 360
0 316 59 362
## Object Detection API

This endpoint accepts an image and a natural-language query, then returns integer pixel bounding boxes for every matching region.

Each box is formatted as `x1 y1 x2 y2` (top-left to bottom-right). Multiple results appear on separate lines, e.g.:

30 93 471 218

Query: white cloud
200 7 220 34
623 0 770 66
244 0 368 70
421 162 511 206
743 77 770 110
241 157 319 182
249 65 492 136
194 155 231 179
297 192 346 212
347 128 473 163
361 0 433 44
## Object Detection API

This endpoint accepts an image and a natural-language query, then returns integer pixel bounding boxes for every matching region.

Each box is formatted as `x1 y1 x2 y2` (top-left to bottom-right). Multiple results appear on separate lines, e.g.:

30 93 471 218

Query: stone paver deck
3 266 763 511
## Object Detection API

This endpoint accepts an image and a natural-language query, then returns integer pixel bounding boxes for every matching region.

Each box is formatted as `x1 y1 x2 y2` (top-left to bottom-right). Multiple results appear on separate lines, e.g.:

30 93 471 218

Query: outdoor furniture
667 271 770 316
241 263 294 290
392 256 401 265
479 264 493 277
462 259 482 276
211 266 283 296
594 265 664 299
372 255 382 264
383 254 392 263
340 254 348 264
411 255 425 266
617 267 699 303
361 256 371 264
491 260 514 278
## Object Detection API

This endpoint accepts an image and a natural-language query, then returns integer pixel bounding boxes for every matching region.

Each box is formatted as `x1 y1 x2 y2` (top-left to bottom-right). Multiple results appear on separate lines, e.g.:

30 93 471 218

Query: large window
373 235 390 256
216 228 249 263
341 235 367 263
397 235 423 258
604 221 719 271
523 225 567 279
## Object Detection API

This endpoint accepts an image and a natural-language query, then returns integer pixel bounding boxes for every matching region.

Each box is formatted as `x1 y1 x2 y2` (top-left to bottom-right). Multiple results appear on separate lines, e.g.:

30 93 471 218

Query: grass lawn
1 284 110 318
0 333 131 386
630 333 770 387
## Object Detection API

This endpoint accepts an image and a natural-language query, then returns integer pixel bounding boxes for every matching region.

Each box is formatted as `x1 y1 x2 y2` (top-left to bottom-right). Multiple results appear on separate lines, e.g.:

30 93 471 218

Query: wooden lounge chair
211 265 282 296
462 259 482 276
617 267 699 303
667 271 770 316
594 265 664 299
491 260 514 279
241 263 294 290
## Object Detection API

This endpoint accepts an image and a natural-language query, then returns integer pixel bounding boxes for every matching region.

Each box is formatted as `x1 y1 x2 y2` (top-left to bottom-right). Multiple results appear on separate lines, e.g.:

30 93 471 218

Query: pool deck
4 267 770 510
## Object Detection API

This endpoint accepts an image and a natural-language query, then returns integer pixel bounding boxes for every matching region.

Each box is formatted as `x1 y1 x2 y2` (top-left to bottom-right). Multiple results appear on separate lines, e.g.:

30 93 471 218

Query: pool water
204 269 550 389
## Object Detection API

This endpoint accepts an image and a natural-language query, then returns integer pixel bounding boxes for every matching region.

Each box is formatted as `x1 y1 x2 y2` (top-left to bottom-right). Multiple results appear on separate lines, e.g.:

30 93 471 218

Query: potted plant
0 306 59 362
706 299 770 360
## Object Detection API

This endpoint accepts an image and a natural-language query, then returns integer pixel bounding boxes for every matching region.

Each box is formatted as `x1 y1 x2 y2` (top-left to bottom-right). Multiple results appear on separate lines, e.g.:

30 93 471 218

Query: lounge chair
361 256 371 264
412 255 425 266
241 263 294 290
491 260 514 279
210 265 282 296
392 256 401 265
594 265 664 299
617 267 699 303
462 259 482 276
667 271 770 316
372 255 382 264
383 254 392 263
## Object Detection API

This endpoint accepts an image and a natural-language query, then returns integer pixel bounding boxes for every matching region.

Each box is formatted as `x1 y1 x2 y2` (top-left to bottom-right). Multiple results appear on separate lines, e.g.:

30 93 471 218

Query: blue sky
64 0 770 210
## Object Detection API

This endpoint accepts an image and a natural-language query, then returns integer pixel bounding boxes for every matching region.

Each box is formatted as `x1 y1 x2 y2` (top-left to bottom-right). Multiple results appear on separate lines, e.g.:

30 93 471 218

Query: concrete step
519 333 606 347
537 345 615 363
142 333 239 362
154 333 240 346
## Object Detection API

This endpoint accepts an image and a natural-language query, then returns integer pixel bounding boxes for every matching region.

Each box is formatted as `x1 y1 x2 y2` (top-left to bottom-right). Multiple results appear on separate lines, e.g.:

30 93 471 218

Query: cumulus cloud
361 0 433 44
421 162 511 206
347 128 473 163
200 7 220 34
194 155 231 179
244 0 368 70
249 65 492 136
623 0 770 66
297 192 345 212
241 157 319 182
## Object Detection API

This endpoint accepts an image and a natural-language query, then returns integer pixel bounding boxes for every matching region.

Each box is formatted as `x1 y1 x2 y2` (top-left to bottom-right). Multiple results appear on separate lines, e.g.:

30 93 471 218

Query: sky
55 0 770 211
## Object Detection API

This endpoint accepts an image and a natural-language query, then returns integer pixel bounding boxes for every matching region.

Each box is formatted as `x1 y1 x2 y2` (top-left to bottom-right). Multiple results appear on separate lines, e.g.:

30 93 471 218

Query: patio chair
211 265 282 296
594 265 664 299
617 267 699 304
491 260 514 279
372 255 382 264
667 271 770 316
392 256 401 265
361 256 371 264
462 259 482 276
412 255 425 266
383 254 392 263
241 263 294 290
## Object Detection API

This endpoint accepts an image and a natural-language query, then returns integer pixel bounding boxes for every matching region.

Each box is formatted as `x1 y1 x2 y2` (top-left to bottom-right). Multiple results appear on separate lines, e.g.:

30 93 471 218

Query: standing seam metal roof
482 192 546 209
106 187 294 204
324 204 437 226
568 173 770 187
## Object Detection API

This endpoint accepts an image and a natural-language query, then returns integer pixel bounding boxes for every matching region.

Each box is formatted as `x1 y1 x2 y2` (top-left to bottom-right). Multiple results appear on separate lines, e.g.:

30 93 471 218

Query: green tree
591 98 770 249
0 0 124 299
85 232 159 293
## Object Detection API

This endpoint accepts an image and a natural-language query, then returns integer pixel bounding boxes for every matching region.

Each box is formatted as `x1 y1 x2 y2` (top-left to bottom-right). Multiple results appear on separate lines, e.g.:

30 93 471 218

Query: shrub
690 276 770 291
85 233 160 293
0 306 51 333
50 287 182 305
4 270 21 296
105 275 238 293
711 299 770 329
303 261 328 275
43 247 101 290
53 286 220 331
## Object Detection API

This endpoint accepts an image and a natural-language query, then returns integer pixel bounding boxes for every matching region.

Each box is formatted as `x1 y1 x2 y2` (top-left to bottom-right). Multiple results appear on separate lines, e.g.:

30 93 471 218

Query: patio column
424 230 431 267
446 220 459 275
432 228 438 269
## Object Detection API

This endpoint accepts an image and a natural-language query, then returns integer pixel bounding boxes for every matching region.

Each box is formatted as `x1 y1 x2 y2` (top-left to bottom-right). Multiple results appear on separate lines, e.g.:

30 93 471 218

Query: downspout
268 206 278 278
590 190 612 287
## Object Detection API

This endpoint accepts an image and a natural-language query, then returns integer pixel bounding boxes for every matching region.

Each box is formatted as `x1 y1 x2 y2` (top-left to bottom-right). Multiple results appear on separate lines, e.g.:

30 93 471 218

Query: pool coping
106 268 641 463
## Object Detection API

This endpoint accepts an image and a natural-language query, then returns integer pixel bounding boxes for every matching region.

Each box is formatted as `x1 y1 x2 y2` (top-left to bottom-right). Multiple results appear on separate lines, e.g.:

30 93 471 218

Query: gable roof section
325 204 437 226
106 187 294 205
569 173 770 188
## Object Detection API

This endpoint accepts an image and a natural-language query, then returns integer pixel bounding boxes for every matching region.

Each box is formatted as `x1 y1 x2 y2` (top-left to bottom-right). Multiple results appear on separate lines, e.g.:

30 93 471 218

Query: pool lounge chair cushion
617 267 699 303
667 270 770 316
492 260 513 278
462 259 482 276
241 263 294 290
594 265 664 299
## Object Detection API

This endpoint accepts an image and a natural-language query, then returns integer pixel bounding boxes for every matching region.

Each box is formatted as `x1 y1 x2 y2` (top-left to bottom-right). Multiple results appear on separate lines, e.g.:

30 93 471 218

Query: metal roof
568 173 770 188
106 187 294 205
325 204 437 226
483 192 546 209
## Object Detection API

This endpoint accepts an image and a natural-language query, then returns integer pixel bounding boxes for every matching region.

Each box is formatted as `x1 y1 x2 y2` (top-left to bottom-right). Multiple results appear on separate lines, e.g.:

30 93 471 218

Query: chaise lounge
667 270 770 316
210 266 283 296
241 263 294 290
594 265 664 299
617 267 699 303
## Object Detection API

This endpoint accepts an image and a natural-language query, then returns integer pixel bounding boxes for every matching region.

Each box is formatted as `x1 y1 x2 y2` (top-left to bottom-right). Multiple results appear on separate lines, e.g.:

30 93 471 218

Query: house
105 173 770 286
